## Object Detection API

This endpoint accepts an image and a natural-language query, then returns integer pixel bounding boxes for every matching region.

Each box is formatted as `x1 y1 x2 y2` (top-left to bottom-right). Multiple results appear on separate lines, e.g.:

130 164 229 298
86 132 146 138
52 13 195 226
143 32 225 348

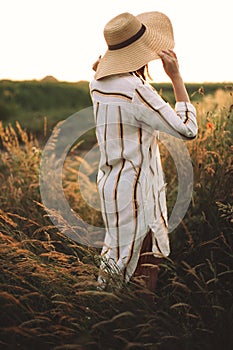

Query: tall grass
0 88 232 350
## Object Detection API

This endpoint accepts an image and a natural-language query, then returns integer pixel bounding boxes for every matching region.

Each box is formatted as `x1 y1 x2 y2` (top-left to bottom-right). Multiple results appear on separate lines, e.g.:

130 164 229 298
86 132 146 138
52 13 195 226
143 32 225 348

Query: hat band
108 24 146 51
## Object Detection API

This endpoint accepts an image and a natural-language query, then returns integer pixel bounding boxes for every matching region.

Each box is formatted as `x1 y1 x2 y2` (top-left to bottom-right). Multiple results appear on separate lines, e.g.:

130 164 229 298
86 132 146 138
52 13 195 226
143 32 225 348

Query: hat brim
95 11 174 80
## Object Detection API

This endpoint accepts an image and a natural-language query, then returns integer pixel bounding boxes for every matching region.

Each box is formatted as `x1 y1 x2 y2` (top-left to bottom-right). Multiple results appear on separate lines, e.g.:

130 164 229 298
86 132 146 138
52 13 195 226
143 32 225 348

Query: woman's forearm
158 50 190 103
171 73 190 103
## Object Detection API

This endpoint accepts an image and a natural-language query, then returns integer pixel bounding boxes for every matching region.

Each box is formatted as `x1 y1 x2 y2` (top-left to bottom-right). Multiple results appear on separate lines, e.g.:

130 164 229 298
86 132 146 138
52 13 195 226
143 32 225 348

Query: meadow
0 80 232 350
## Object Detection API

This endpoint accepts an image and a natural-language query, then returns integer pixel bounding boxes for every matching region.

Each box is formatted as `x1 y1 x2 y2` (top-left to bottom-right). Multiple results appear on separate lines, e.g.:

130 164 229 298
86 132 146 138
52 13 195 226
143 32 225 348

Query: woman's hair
133 64 153 81
92 58 153 81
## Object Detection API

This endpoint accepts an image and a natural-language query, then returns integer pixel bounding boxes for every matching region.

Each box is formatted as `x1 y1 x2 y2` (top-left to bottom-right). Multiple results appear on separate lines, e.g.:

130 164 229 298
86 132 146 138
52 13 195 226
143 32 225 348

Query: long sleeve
132 83 198 140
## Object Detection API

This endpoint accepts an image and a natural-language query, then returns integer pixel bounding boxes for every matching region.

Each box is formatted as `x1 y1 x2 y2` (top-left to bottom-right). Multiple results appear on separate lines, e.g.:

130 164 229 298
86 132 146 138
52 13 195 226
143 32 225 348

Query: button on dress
90 73 198 282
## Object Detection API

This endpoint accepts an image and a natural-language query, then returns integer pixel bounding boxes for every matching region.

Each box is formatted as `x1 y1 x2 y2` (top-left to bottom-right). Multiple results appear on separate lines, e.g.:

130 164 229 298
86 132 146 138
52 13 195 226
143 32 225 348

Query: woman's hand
158 49 180 81
158 49 190 102
92 55 102 72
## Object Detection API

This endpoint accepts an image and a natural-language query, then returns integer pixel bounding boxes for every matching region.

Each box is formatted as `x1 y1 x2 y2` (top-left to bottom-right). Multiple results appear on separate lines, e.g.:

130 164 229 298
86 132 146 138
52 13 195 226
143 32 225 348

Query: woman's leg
133 230 162 292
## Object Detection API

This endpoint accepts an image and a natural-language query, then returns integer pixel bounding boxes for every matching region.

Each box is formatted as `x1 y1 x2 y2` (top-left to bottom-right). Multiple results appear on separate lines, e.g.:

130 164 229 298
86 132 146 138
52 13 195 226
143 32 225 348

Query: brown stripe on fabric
95 101 99 123
96 170 105 185
128 160 138 173
160 212 168 229
101 105 112 232
91 89 132 102
148 145 157 221
95 102 105 185
157 190 168 229
154 152 168 230
184 102 189 124
113 106 125 261
103 105 110 167
123 127 143 279
148 145 155 176
153 236 163 256
135 88 164 117
135 89 196 140
154 149 167 229
151 186 157 221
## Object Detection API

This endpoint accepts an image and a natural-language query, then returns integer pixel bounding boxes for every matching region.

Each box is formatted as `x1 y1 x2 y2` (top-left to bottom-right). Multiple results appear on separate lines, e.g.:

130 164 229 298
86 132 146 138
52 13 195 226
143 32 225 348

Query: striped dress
90 73 198 282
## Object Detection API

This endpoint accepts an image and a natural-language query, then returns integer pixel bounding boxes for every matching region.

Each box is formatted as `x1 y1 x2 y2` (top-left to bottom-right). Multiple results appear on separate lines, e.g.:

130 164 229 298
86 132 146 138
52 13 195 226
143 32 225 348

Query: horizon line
0 77 233 85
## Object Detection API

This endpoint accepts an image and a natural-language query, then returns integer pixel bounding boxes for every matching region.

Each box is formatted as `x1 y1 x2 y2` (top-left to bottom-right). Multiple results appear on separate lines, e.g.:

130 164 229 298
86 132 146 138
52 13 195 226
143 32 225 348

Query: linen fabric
90 73 198 282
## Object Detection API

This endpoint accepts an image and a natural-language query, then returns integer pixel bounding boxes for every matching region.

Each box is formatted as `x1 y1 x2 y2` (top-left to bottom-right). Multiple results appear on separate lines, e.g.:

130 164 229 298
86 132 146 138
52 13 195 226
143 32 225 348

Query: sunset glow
1 0 232 83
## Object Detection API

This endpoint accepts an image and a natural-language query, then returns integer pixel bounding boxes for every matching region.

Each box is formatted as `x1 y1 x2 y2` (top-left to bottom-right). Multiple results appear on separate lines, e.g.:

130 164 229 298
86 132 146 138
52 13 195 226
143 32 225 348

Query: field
0 80 233 350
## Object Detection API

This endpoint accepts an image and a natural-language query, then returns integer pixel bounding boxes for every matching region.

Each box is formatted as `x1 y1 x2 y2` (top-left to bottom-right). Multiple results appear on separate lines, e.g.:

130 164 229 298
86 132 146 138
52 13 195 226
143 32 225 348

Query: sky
1 0 232 83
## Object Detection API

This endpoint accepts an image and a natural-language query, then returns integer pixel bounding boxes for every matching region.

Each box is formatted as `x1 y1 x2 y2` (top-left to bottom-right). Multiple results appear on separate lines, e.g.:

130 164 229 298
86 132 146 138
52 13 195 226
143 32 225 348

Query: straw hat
95 11 174 80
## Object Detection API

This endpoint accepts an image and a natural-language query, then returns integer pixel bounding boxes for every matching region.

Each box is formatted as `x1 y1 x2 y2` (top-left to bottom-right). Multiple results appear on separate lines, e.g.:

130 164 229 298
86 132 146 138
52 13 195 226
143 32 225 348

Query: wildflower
206 122 214 130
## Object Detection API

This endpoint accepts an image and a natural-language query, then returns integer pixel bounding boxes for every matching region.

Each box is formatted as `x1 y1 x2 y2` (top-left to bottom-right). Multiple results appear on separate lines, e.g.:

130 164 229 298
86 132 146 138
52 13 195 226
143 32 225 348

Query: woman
90 12 198 291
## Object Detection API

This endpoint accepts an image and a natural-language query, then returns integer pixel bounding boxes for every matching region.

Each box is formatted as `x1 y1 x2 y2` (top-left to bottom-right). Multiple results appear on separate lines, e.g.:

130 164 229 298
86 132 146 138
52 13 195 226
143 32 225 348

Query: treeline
0 79 231 138
0 80 92 137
